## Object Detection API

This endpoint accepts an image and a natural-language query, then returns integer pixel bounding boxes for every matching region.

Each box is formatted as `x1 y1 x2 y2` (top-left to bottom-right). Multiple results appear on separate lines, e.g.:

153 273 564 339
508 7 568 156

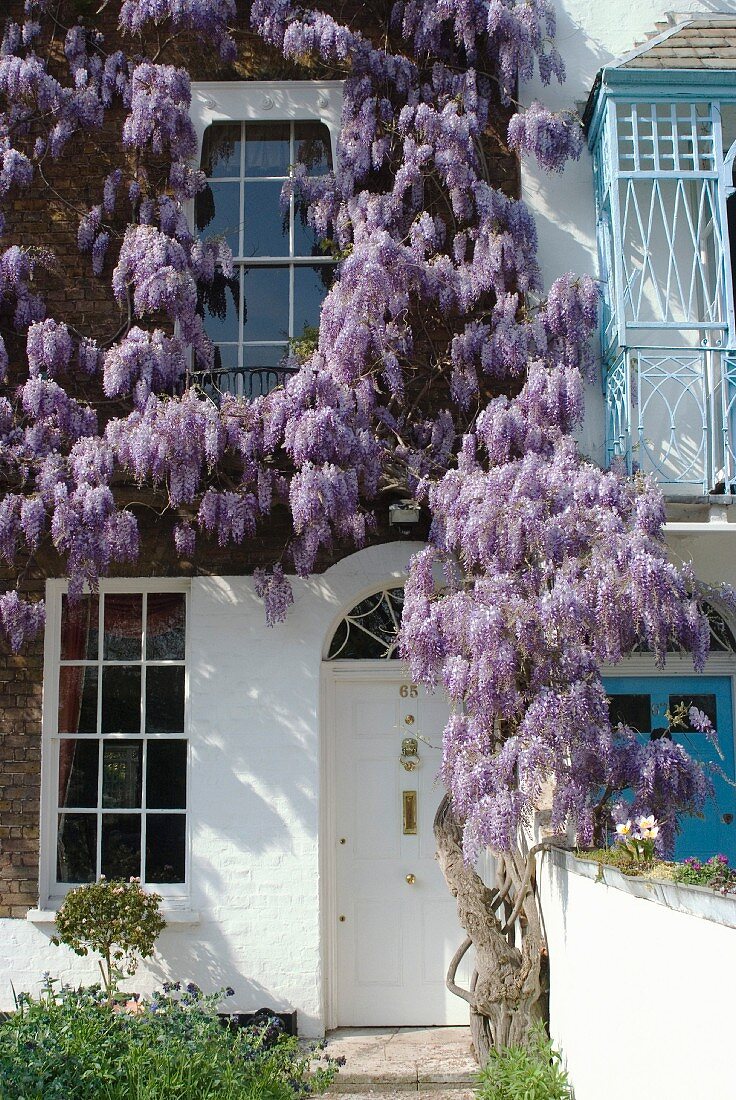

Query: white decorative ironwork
605 345 736 491
619 175 725 328
326 587 404 659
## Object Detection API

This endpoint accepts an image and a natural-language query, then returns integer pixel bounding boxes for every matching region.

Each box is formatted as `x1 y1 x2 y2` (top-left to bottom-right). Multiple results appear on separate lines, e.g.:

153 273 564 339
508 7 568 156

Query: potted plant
51 876 166 1006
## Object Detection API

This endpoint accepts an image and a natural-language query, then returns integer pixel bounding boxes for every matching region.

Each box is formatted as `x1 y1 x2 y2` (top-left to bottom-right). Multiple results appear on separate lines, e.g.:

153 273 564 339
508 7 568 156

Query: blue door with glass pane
603 676 736 860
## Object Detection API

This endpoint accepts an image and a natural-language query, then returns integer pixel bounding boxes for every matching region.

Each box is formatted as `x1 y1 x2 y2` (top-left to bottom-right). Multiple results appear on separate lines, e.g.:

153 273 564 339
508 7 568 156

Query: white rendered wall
539 848 736 1099
0 541 424 1035
519 0 736 467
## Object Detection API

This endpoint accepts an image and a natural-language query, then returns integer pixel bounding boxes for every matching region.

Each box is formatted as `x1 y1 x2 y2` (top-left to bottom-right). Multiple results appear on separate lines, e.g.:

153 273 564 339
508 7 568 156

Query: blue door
603 675 736 860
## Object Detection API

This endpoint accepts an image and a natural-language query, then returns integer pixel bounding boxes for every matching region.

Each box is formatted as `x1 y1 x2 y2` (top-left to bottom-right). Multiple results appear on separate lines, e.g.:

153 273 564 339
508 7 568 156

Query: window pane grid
197 120 336 398
616 101 716 175
54 591 187 887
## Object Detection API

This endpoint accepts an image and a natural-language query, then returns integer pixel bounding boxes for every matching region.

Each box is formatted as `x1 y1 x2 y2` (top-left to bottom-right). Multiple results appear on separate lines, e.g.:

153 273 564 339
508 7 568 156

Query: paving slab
327 1086 477 1095
324 1026 477 1093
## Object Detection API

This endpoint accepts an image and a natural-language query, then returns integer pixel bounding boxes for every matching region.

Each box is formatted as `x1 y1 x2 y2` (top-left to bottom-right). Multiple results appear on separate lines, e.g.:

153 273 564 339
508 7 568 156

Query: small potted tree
51 877 166 1007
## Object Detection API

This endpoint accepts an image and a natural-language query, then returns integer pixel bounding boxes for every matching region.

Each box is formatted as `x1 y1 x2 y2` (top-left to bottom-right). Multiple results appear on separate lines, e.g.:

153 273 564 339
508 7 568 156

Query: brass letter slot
402 790 418 835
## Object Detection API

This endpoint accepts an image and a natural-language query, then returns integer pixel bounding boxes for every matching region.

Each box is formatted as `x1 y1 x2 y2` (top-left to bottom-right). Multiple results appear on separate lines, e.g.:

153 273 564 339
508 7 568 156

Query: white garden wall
0 541 424 1036
539 847 736 1099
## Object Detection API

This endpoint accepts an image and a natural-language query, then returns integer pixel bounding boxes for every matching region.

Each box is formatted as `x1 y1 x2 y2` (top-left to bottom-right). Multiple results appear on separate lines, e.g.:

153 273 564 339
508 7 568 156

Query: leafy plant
575 846 674 879
0 980 337 1100
477 1025 572 1100
673 854 736 894
288 325 320 364
51 878 166 1005
614 815 661 862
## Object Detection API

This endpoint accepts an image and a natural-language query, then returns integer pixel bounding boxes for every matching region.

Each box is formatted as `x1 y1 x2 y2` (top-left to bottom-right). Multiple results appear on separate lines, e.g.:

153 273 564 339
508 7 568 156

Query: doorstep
323 1026 477 1095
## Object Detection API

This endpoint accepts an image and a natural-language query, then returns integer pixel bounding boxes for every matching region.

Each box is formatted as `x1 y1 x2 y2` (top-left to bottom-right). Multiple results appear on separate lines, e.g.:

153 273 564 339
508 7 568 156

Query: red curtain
58 600 94 808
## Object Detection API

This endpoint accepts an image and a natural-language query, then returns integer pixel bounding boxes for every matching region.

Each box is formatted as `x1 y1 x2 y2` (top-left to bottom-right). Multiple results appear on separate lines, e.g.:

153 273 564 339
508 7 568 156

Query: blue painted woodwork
588 66 736 493
603 674 736 860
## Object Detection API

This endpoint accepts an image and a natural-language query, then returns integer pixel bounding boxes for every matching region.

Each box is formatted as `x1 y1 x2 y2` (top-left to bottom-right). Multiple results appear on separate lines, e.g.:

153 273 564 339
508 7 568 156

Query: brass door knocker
400 736 420 771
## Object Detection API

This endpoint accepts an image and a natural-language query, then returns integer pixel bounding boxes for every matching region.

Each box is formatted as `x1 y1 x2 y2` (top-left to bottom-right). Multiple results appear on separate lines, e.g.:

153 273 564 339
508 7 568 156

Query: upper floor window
587 50 736 494
190 82 342 401
594 98 728 350
44 584 189 903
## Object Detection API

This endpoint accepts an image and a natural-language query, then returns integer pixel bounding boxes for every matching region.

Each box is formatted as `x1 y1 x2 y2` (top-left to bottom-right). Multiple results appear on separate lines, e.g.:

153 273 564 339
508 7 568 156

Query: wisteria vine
0 0 726 856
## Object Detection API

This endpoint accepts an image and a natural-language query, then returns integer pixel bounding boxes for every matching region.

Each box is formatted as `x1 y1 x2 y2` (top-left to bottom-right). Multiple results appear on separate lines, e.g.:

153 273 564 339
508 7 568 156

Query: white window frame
189 81 343 190
188 81 343 394
38 578 192 912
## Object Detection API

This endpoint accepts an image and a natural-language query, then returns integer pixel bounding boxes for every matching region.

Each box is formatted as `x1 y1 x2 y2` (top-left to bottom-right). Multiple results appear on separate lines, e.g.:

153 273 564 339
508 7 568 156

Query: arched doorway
321 585 471 1027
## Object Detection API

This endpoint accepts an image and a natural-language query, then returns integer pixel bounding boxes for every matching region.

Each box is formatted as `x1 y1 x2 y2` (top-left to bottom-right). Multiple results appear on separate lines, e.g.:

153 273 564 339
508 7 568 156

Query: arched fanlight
630 600 736 654
326 587 736 661
326 587 404 660
702 602 736 652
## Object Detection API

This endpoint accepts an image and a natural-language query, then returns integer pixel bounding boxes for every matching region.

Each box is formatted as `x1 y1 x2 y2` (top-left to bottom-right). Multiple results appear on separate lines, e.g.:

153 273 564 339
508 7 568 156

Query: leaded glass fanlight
630 601 736 655
586 16 736 495
326 585 736 660
326 587 404 659
707 603 736 652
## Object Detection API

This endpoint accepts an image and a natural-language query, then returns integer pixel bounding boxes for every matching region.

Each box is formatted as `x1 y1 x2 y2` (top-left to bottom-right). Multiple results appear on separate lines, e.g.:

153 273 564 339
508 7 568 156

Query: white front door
332 672 471 1026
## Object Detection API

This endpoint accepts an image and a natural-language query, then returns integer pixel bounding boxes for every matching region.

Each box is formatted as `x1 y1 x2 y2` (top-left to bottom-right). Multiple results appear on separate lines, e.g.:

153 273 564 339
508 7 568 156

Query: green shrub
51 878 166 1004
0 980 337 1100
477 1025 572 1100
672 854 736 894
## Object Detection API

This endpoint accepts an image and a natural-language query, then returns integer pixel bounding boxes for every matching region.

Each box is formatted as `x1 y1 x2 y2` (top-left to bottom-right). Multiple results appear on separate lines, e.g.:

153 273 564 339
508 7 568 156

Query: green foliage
672 854 736 894
577 847 736 893
51 879 166 1002
0 980 337 1100
477 1026 572 1100
575 846 674 879
288 325 320 363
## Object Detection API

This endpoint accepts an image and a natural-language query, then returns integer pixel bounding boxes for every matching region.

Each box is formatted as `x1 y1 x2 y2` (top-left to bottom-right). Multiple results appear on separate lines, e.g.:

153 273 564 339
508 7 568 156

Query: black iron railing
191 365 298 402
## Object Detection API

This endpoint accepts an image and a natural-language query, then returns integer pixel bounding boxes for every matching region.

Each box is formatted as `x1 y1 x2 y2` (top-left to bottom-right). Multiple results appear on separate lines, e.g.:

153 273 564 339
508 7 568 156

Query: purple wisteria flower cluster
0 0 724 857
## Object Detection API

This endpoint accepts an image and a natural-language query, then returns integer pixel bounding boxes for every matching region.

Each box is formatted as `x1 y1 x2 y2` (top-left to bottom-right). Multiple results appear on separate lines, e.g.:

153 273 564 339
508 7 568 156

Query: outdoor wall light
388 500 421 535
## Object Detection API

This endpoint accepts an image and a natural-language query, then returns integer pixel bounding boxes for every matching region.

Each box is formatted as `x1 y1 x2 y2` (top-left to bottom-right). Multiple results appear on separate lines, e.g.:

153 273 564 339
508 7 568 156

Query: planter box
550 845 736 930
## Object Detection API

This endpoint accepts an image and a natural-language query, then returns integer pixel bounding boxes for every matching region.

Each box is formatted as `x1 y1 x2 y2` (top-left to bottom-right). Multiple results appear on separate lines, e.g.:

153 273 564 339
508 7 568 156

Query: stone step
330 1074 476 1091
323 1027 478 1100
328 1091 476 1099
331 1068 475 1088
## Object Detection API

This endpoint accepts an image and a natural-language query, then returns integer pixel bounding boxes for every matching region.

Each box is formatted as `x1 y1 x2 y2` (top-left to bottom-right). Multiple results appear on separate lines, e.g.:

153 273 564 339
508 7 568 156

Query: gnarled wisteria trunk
434 796 547 1058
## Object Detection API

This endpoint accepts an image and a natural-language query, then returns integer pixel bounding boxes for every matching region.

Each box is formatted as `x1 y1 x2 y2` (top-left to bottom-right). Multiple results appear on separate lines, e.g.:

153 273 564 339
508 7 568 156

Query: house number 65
400 684 418 698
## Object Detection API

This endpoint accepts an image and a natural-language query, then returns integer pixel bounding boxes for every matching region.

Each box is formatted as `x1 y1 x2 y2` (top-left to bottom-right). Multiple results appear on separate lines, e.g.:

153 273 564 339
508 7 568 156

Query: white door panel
333 675 472 1025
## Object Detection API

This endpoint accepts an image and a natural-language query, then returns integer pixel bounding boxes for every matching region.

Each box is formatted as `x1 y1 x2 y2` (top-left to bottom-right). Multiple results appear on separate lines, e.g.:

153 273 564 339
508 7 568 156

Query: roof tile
620 16 736 69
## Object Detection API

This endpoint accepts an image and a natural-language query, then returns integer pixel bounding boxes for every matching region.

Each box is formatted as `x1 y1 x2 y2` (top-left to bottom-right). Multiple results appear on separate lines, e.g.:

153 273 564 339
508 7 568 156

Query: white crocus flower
637 815 657 832
616 821 632 836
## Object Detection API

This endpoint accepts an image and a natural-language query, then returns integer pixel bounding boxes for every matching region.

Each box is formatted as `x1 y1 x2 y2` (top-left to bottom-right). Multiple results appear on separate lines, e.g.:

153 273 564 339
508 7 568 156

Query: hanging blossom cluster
0 0 722 858
0 0 235 649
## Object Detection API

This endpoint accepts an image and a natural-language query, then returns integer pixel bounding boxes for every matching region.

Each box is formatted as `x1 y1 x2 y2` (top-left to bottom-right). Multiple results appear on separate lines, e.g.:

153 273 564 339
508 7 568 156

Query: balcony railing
191 364 298 402
605 345 736 495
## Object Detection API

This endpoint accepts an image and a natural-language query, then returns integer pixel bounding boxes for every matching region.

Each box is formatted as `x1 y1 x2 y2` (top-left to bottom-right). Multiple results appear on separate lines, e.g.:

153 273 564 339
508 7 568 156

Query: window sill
26 908 201 926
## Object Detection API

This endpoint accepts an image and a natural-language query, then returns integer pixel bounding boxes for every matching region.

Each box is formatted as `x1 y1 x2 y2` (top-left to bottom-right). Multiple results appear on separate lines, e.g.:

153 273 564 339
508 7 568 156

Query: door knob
405 873 416 885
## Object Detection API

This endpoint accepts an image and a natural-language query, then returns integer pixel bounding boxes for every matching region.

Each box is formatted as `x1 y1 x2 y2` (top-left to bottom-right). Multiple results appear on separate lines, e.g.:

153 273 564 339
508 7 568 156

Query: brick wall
0 642 43 916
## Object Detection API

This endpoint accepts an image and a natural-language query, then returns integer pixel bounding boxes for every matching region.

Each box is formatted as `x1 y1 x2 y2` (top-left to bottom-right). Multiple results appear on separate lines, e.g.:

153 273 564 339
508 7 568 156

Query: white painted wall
539 847 736 1099
0 542 424 1035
